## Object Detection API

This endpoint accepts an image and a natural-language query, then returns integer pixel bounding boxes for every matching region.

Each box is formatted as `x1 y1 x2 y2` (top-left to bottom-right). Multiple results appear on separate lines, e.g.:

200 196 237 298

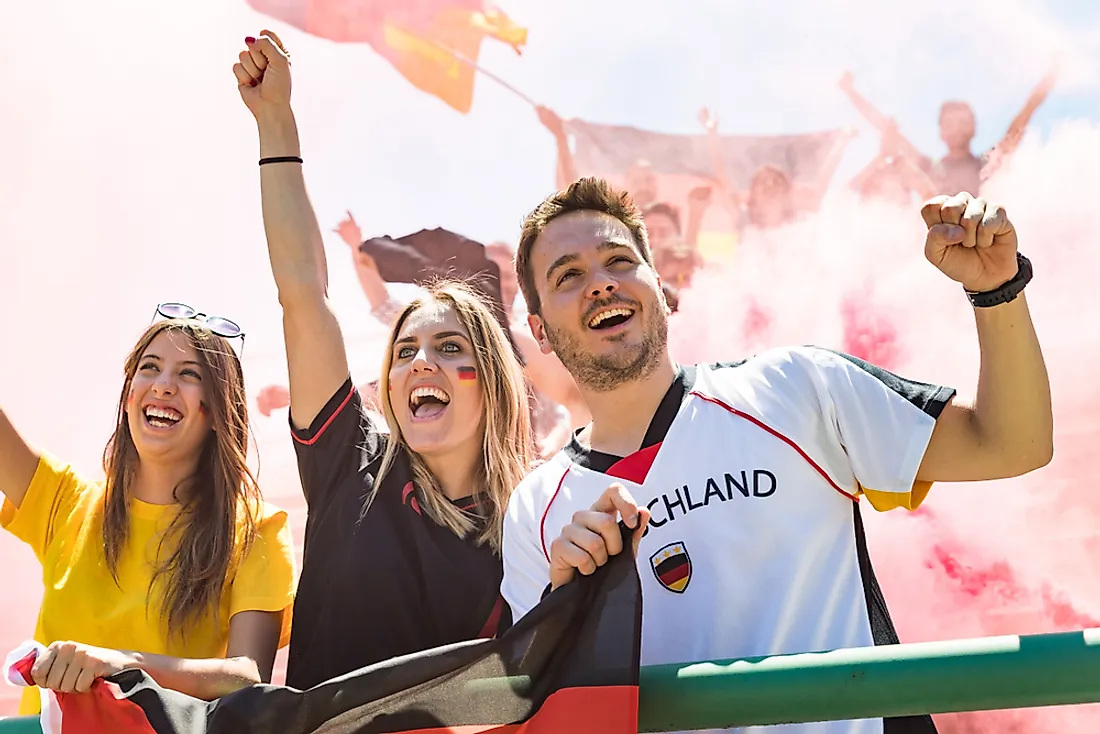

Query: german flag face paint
456 366 477 382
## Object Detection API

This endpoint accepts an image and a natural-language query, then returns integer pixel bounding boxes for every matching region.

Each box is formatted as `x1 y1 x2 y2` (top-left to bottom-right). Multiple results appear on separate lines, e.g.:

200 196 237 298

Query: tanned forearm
257 111 326 302
127 652 263 701
969 293 1053 471
254 108 350 427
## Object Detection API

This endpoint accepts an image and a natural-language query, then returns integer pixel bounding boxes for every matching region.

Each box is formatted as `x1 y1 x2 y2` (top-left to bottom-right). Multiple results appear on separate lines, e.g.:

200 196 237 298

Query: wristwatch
965 252 1032 308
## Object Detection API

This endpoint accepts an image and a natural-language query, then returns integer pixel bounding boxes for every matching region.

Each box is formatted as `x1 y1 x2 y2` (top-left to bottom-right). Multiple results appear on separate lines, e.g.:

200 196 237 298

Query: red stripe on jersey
292 383 357 446
607 442 662 485
540 466 572 562
691 391 858 502
659 563 690 586
477 596 505 639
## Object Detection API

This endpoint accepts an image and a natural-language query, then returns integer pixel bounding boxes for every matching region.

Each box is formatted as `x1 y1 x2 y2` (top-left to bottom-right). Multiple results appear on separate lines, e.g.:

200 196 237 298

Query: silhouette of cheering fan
360 227 520 363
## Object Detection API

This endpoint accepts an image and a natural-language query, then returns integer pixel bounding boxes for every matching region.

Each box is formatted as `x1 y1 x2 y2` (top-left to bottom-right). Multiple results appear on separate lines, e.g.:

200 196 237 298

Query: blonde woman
233 32 535 690
0 309 296 713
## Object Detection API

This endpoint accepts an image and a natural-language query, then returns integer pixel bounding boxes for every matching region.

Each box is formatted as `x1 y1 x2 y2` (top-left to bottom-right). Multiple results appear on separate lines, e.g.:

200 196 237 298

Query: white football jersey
501 346 955 734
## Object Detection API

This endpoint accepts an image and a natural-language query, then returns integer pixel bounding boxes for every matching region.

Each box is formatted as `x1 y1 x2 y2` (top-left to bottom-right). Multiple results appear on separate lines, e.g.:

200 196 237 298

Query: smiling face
387 299 485 458
527 210 669 392
125 328 215 464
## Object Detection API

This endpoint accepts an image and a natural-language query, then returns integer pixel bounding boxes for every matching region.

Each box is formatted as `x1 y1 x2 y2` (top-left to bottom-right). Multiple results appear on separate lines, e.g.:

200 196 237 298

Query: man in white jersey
499 178 1053 734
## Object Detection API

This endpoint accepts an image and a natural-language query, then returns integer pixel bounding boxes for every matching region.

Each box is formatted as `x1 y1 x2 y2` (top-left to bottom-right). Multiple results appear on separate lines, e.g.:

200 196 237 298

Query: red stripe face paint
457 366 477 382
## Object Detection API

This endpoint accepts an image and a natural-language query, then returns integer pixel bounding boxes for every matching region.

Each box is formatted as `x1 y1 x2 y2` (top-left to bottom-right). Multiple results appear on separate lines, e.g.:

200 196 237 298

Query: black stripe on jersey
825 349 956 419
853 502 939 733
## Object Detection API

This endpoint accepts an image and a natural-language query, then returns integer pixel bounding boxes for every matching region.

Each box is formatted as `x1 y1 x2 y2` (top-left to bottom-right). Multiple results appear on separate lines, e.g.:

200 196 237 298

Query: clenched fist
921 192 1019 293
233 31 292 120
31 641 138 695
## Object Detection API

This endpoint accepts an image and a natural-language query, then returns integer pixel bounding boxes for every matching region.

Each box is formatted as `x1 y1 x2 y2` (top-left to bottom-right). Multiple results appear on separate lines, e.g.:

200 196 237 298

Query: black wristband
965 252 1032 308
258 156 303 166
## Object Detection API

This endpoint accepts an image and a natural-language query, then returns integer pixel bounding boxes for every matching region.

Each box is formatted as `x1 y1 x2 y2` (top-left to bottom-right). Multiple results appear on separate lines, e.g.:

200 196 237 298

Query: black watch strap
965 252 1032 308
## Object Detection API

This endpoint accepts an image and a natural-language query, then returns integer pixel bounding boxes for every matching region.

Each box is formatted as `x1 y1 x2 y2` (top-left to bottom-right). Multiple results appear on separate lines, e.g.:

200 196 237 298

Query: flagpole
422 37 542 108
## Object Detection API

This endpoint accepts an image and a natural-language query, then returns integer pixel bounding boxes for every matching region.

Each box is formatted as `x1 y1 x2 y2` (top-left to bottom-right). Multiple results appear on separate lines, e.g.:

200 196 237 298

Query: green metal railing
5 627 1100 732
638 627 1100 731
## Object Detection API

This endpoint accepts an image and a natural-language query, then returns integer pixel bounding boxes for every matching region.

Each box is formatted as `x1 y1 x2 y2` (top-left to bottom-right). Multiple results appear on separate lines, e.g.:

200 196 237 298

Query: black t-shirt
285 378 509 691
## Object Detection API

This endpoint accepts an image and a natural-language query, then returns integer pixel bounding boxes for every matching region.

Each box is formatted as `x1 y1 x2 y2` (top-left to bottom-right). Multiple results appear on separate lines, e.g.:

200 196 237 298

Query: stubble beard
543 308 669 393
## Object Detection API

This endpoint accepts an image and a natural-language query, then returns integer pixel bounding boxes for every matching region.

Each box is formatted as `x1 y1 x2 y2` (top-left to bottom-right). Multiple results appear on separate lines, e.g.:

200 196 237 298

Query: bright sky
1 0 1098 470
0 0 1096 471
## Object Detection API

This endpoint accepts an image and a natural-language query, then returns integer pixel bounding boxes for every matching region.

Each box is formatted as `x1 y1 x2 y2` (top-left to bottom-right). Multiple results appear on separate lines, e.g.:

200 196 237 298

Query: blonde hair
102 320 260 638
368 279 534 553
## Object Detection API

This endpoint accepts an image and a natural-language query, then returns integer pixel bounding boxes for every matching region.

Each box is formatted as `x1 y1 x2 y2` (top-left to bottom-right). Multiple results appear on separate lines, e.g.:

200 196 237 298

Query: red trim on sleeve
291 383 357 446
540 466 572 562
477 595 505 638
691 391 858 502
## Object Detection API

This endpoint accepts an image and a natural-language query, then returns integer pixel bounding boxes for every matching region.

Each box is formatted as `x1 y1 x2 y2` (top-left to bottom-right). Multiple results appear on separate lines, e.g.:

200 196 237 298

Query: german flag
246 0 526 113
4 526 640 733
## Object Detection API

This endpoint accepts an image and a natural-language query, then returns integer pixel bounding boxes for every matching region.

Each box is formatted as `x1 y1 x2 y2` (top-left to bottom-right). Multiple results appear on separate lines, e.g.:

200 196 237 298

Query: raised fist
233 31 292 119
333 211 363 248
920 192 1019 293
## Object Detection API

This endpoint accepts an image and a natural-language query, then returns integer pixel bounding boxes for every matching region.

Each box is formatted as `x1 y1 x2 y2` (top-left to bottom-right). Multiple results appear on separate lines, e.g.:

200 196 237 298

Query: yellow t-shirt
0 452 297 715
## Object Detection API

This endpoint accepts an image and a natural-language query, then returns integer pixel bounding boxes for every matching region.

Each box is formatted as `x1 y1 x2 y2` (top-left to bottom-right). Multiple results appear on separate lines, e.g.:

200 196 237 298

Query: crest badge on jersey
650 542 691 593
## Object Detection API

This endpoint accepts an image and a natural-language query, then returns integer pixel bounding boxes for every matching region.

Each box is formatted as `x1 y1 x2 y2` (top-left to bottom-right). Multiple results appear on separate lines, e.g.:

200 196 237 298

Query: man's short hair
515 177 653 316
642 201 682 235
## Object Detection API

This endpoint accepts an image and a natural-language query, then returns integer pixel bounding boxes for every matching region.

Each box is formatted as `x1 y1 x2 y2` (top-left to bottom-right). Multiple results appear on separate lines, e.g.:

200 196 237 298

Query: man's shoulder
507 452 574 520
694 345 838 386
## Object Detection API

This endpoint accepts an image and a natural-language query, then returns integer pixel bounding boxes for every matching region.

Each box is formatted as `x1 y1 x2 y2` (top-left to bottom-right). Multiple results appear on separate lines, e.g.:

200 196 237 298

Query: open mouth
409 386 451 420
143 405 183 429
587 306 636 331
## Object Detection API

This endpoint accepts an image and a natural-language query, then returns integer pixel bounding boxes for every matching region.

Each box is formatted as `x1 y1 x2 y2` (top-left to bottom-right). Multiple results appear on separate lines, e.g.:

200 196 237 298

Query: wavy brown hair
101 320 261 638
369 280 534 553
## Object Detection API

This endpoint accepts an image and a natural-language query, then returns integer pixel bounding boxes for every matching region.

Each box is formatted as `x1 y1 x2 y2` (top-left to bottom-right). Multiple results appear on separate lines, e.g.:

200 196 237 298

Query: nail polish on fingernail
245 36 256 44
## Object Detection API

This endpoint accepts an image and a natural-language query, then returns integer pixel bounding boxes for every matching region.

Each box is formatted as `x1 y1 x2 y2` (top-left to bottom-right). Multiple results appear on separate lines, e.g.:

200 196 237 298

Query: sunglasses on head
154 302 246 350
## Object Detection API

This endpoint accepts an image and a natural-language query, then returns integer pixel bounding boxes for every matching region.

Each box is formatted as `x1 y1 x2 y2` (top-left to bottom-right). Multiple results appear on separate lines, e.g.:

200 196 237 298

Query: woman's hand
31 641 139 694
233 31 293 122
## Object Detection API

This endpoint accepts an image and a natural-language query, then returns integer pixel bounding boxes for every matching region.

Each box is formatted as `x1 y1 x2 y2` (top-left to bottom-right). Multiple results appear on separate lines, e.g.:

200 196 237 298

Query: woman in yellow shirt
0 306 297 715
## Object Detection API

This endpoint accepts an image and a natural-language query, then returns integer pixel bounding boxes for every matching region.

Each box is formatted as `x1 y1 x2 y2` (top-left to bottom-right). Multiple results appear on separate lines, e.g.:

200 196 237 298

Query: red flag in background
563 119 851 260
247 0 527 113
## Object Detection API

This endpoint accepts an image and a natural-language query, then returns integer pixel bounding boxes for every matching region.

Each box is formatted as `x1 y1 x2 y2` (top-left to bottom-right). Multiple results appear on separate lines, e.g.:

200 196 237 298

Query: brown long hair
369 280 534 553
101 320 261 638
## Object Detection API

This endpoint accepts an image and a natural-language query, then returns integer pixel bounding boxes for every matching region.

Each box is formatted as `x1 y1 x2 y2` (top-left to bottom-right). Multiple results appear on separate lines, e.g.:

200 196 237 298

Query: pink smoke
2 0 1100 729
671 120 1100 731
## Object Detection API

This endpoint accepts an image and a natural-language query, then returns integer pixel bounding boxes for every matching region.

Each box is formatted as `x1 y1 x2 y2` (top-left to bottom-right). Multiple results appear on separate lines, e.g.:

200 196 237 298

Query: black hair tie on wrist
259 156 303 166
